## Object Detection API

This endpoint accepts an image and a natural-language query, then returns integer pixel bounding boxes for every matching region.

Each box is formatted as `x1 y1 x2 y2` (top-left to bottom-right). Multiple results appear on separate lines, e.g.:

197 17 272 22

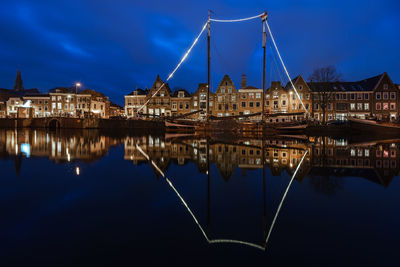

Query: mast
262 12 268 123
207 11 211 121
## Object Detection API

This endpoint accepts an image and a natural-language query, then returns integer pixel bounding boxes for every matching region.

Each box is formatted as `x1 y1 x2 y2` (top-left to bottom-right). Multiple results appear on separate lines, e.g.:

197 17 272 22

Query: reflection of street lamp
75 82 81 94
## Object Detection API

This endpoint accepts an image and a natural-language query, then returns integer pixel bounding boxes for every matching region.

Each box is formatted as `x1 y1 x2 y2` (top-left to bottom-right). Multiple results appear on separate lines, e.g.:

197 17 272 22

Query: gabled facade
146 75 172 117
213 75 239 117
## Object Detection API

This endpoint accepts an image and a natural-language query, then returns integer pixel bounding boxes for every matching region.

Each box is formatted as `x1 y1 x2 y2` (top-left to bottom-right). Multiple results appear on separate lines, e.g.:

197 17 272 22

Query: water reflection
1 129 400 257
1 129 399 187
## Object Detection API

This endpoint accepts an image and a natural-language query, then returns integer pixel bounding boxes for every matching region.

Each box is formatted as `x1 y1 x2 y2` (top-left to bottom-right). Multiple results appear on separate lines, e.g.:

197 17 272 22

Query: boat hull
348 117 400 135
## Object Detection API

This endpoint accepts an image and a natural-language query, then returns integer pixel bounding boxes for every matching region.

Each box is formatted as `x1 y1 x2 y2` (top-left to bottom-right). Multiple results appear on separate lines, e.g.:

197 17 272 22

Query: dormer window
383 84 388 90
178 92 184 98
298 85 303 90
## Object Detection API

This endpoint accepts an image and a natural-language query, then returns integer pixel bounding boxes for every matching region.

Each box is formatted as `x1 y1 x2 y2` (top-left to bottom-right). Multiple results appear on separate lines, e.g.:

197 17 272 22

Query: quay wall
0 118 164 131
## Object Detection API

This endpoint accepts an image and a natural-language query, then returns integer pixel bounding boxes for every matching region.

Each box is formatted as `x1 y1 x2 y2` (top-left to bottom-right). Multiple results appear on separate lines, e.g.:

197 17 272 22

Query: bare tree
309 65 342 82
309 66 342 124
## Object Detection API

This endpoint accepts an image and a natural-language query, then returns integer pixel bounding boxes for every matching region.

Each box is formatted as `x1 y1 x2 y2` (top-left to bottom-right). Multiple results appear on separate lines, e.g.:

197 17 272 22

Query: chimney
241 73 247 89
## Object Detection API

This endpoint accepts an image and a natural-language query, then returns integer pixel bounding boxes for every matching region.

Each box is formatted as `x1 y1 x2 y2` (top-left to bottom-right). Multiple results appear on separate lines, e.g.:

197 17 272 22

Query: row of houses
0 71 124 119
125 72 400 122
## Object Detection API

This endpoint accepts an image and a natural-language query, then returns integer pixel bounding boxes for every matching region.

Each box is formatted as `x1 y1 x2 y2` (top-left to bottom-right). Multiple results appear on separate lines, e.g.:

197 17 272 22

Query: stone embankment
0 118 164 131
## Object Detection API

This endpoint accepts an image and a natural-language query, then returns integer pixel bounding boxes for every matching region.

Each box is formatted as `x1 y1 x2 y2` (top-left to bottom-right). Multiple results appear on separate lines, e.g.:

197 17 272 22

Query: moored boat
348 117 400 135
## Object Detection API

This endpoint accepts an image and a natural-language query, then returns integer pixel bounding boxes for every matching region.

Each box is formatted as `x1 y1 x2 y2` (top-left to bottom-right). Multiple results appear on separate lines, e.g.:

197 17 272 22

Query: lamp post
75 82 81 94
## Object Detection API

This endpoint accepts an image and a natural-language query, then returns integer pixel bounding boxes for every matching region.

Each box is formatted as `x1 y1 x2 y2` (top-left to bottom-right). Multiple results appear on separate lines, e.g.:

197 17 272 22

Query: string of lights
209 13 265 23
137 21 208 113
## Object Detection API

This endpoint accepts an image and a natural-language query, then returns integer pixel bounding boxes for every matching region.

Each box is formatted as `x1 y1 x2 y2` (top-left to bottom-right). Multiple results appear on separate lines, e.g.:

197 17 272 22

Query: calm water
0 129 399 266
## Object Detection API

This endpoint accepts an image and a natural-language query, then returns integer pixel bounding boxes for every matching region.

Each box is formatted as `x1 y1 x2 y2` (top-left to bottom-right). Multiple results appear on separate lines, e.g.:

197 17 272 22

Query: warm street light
75 82 81 94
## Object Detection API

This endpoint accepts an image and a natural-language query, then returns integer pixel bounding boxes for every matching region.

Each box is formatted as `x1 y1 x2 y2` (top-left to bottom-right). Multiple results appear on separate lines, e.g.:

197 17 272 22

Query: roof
218 74 234 87
23 93 50 97
240 85 259 90
110 102 123 108
307 73 383 92
172 89 191 97
127 88 148 96
151 74 172 94
49 87 76 94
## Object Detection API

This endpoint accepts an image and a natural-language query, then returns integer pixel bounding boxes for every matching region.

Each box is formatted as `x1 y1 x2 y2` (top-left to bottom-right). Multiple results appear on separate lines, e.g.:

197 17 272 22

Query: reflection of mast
262 138 267 239
135 141 309 252
206 136 211 235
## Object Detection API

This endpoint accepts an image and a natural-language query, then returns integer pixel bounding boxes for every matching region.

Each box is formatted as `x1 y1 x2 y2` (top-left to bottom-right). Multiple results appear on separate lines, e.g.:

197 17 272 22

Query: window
179 103 183 109
220 88 225 93
383 84 388 90
328 103 332 110
390 92 396 100
218 96 222 102
249 93 254 99
282 100 286 106
390 102 396 110
383 92 388 100
57 103 62 109
249 102 254 107
383 103 389 110
298 85 303 90
315 103 319 110
52 103 56 110
364 103 369 110
228 88 232 93
218 104 222 110
52 96 56 101
376 92 381 100
343 94 347 100
172 102 177 110
357 103 362 110
266 101 270 106
365 149 369 157
364 93 369 100
357 93 363 100
376 103 381 110
336 94 340 100
350 103 355 110
241 102 246 108
70 104 74 110
292 103 296 110
185 102 189 109
231 95 236 101
194 101 197 107
256 102 260 107
57 96 62 101
350 93 355 100
351 149 355 156
256 93 261 99
233 104 237 110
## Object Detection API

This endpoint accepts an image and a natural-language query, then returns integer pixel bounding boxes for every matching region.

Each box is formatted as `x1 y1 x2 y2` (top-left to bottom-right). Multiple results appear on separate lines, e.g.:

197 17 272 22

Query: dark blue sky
0 0 399 104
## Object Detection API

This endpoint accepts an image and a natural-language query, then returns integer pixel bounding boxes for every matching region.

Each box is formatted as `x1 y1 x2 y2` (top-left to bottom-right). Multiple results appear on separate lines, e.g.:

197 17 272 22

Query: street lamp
75 82 81 94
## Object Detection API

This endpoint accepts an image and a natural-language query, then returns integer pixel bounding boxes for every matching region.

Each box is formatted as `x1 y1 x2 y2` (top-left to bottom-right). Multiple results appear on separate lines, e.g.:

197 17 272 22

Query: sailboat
161 12 309 133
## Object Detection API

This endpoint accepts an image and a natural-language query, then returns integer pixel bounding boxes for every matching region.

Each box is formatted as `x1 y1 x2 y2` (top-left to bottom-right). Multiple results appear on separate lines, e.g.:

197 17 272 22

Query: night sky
0 0 399 104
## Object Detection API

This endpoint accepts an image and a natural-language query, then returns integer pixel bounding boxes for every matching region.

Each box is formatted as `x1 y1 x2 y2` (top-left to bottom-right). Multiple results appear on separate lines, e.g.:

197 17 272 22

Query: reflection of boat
348 117 400 134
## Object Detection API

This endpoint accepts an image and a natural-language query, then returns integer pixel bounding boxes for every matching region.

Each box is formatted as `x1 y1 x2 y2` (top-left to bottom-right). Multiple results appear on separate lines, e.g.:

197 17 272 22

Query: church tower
13 70 24 92
241 73 247 89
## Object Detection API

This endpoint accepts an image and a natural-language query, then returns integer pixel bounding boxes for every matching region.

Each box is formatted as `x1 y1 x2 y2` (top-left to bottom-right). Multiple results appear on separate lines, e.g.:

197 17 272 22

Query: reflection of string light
75 167 80 176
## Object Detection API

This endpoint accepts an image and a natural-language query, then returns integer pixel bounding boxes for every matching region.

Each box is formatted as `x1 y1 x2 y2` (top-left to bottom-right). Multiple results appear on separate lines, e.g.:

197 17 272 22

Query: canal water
0 129 399 266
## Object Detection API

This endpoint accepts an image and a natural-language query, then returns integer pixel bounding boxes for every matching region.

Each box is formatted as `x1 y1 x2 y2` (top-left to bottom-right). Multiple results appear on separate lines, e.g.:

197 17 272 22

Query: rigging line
210 13 265 23
137 21 209 113
264 149 309 251
265 21 309 115
269 41 286 86
212 40 234 76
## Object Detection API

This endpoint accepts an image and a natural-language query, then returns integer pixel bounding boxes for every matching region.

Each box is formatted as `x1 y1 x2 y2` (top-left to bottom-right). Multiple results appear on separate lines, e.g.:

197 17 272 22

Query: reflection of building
0 129 119 167
124 135 400 188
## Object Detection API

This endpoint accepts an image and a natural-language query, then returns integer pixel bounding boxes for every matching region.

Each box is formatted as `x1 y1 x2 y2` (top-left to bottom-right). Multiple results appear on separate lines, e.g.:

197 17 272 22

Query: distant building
213 75 239 117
